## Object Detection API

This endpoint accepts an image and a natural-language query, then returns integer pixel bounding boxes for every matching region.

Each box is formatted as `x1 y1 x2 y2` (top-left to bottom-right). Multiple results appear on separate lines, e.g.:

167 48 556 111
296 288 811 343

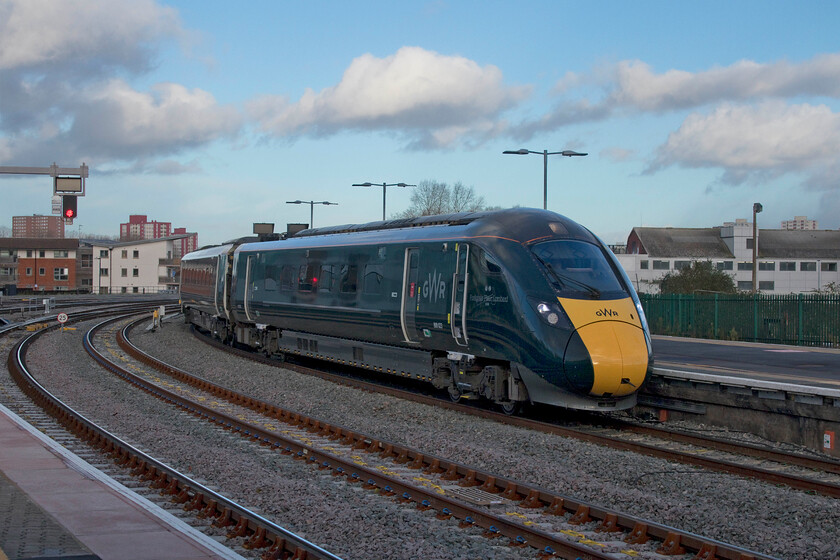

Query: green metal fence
639 293 840 347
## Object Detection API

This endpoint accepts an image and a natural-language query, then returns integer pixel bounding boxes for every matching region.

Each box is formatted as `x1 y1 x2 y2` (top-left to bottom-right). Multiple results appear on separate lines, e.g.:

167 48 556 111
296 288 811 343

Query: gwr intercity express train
180 208 652 412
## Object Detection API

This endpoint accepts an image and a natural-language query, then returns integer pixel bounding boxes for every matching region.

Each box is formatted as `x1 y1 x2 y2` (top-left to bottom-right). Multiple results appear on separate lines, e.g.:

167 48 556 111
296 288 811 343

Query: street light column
542 150 548 210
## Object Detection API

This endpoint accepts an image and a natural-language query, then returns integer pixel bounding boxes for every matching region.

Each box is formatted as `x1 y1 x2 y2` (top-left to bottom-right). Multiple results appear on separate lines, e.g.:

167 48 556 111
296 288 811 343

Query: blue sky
1 0 839 246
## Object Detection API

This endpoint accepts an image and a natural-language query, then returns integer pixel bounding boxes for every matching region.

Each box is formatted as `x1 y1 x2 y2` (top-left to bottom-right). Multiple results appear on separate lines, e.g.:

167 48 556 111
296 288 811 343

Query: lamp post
352 182 416 220
285 200 337 228
752 202 763 293
502 148 587 209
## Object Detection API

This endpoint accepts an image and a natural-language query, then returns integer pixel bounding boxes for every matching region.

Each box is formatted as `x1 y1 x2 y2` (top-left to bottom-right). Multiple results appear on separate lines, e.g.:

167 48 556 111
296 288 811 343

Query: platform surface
0 403 244 560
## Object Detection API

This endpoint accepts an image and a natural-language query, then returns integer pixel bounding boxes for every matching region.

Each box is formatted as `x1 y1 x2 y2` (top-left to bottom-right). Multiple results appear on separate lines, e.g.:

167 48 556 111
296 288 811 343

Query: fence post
798 293 803 346
714 294 719 339
753 293 759 342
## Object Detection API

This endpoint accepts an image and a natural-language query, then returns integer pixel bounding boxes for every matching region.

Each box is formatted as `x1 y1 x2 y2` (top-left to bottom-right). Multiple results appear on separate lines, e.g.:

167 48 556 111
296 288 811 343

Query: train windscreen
531 240 628 300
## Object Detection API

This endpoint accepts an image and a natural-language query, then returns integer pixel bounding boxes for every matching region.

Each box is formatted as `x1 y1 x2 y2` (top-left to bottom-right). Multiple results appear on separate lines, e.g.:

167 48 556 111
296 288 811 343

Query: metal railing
640 293 840 347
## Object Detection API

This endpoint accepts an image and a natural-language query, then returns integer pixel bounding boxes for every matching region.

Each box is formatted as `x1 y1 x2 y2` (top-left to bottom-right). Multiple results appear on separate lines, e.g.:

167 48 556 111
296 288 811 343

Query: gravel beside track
24 320 840 559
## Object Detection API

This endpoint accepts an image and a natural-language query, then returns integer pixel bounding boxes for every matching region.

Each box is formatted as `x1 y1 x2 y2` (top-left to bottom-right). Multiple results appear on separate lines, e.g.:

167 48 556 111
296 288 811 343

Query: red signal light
62 195 77 219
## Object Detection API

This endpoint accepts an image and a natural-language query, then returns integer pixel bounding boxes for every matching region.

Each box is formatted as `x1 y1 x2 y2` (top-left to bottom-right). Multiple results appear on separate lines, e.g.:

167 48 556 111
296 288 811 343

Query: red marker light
312 277 318 284
64 208 76 219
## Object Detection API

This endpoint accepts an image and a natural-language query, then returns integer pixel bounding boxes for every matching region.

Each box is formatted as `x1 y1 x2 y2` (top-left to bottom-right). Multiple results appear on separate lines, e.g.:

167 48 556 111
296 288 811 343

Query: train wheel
499 401 519 415
447 385 462 402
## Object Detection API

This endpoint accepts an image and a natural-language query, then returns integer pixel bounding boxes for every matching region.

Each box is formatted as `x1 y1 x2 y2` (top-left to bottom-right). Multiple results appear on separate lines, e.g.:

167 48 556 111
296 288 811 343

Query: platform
0 403 244 560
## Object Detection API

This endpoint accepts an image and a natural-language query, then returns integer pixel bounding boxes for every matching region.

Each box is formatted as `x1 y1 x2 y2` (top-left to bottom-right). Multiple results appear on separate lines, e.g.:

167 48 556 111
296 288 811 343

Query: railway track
3 305 340 560
192 326 840 501
101 314 780 560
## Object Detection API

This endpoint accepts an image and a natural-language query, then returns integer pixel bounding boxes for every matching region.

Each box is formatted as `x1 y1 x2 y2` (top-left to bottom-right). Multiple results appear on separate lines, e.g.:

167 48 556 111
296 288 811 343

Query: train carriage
181 208 652 412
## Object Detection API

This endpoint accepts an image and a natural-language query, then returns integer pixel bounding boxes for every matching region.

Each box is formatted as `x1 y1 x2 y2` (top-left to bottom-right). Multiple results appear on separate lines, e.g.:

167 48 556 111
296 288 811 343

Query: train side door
244 254 255 322
450 243 469 346
400 248 421 343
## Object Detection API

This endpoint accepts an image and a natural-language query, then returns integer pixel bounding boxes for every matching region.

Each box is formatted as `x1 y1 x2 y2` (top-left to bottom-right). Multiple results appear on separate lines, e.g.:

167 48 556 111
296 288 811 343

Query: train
180 208 652 412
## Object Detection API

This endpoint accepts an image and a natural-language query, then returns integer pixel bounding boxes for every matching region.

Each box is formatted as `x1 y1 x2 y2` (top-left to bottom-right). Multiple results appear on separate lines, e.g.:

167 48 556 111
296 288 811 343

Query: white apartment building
781 216 818 230
89 235 188 294
617 219 840 294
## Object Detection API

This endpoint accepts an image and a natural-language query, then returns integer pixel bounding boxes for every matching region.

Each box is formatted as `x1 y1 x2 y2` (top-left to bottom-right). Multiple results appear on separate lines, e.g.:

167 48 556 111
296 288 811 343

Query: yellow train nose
573 321 649 397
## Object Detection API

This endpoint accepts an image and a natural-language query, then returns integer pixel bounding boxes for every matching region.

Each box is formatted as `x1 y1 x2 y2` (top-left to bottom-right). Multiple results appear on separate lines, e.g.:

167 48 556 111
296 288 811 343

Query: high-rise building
781 216 818 230
119 215 197 258
12 215 65 238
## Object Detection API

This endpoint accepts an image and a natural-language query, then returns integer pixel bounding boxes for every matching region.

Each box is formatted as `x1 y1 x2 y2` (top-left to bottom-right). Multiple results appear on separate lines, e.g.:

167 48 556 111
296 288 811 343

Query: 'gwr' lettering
596 308 618 317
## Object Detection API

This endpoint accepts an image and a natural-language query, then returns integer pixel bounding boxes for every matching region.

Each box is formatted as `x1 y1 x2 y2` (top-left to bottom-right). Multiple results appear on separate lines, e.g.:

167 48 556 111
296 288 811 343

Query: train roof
236 208 600 253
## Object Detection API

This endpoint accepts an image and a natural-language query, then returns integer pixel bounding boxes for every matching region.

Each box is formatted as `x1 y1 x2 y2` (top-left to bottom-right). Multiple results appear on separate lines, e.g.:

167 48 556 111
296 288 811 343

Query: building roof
759 230 840 259
0 238 79 250
83 234 193 248
629 227 733 258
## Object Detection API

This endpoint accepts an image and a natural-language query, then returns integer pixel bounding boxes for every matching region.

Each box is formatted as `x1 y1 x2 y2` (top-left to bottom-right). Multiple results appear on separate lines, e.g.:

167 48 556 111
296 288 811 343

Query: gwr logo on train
422 270 446 302
596 308 618 317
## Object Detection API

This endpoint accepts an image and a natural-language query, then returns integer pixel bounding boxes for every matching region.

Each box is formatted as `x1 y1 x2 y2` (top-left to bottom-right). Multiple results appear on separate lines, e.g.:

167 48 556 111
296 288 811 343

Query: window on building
737 262 753 271
122 250 128 259
132 287 139 293
133 250 139 259
758 281 775 291
674 260 692 270
38 267 45 276
822 262 838 272
780 262 796 271
746 238 754 249
38 250 45 258
26 250 33 258
639 260 649 270
100 268 109 277
800 262 817 272
652 260 670 270
99 250 109 258
53 268 68 281
737 281 753 291
758 261 775 271
716 261 734 271
132 269 139 277
81 254 92 268
26 268 32 276
121 268 128 277
53 250 69 258
121 287 127 294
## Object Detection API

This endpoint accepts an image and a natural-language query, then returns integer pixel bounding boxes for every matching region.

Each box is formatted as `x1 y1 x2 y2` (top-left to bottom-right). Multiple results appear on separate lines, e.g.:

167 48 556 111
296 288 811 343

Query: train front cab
522 237 651 410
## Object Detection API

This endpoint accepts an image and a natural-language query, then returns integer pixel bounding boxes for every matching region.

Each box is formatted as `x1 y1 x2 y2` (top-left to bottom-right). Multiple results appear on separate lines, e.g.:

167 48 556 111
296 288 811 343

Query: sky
1 0 839 246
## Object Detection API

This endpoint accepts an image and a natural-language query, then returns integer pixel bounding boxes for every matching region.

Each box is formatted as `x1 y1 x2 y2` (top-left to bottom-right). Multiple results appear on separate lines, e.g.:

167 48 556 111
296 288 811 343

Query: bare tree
393 180 488 218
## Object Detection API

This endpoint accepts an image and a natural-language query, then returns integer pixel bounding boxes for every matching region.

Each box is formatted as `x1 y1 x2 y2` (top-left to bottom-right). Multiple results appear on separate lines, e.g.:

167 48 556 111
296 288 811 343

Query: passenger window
363 264 383 295
263 265 278 291
340 265 358 293
298 264 317 292
319 265 333 292
280 265 295 290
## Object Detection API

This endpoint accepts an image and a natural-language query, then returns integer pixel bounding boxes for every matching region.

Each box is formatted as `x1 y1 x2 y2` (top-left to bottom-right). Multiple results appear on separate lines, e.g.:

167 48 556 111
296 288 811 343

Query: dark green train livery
180 208 652 412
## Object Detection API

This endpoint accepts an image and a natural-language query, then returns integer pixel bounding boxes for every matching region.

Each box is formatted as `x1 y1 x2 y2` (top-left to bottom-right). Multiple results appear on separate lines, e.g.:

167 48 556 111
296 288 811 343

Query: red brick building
119 215 197 257
12 215 65 238
0 238 80 292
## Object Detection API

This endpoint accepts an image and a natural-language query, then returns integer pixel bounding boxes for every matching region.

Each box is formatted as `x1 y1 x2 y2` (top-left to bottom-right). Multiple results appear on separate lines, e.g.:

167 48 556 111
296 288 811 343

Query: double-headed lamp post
352 182 416 220
752 202 763 293
285 200 337 228
502 148 587 210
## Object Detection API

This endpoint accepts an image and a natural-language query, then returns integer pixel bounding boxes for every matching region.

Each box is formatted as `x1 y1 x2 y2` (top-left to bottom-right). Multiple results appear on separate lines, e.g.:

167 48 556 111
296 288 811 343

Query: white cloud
248 46 530 147
611 54 840 110
650 102 840 187
71 80 241 157
0 0 182 72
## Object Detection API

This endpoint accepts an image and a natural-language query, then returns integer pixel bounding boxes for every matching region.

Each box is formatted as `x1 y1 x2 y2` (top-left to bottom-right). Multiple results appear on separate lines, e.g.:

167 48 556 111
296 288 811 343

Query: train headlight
530 299 572 330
